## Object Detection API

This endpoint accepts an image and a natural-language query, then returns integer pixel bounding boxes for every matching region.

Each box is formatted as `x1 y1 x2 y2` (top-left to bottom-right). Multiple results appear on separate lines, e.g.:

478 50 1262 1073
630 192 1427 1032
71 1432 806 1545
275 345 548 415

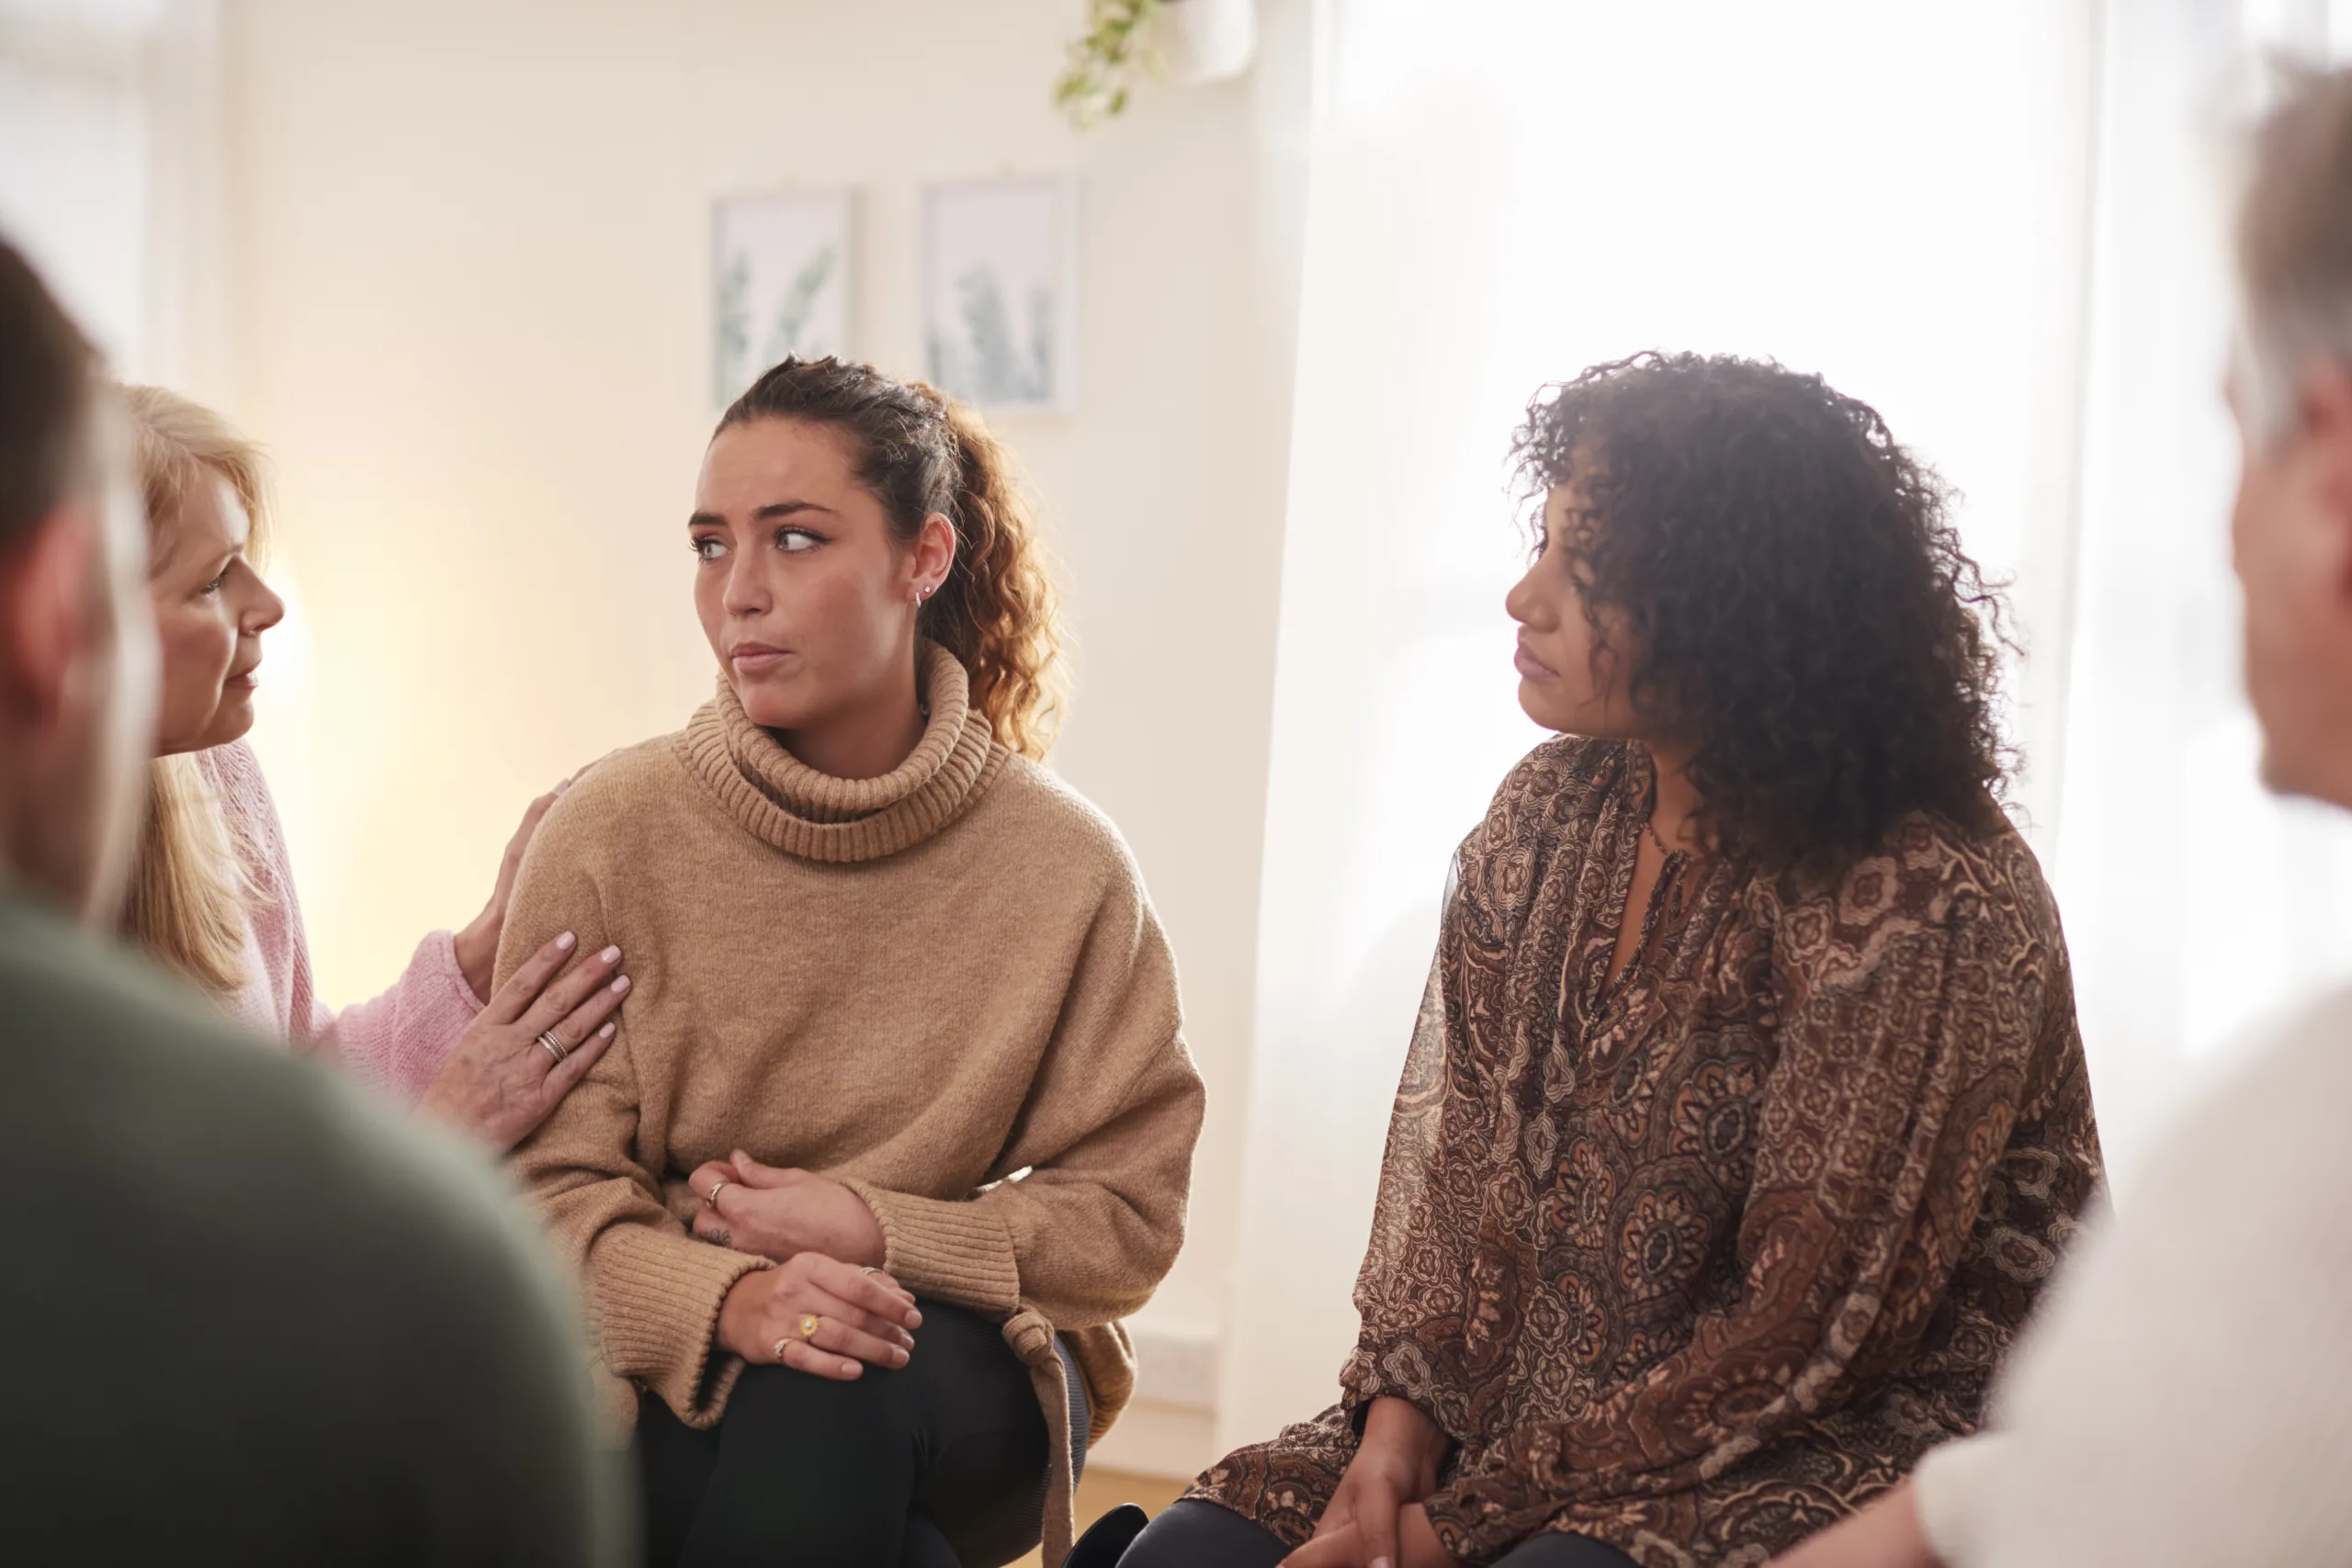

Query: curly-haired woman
1111 355 2100 1568
503 357 1204 1568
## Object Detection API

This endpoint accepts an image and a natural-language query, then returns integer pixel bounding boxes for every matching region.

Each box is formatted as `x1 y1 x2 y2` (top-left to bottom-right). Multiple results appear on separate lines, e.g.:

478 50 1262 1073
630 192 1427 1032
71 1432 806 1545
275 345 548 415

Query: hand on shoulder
418 929 626 1150
452 780 573 1002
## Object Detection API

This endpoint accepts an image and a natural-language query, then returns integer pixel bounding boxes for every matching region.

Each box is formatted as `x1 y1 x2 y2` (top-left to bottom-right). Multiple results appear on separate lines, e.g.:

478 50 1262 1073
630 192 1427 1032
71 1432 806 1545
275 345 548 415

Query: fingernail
892 1347 909 1367
556 931 576 951
906 1310 923 1329
841 1359 859 1377
611 975 630 995
598 1021 616 1038
554 779 571 795
599 944 620 963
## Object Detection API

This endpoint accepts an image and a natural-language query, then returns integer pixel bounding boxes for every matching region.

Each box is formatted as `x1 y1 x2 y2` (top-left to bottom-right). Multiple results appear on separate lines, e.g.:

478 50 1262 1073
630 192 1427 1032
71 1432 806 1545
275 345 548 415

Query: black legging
1119 1499 1639 1568
637 1300 1048 1567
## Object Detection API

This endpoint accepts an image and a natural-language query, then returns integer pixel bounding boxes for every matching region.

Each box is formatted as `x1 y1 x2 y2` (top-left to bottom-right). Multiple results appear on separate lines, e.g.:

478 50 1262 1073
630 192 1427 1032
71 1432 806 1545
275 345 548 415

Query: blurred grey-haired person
1773 62 2352 1568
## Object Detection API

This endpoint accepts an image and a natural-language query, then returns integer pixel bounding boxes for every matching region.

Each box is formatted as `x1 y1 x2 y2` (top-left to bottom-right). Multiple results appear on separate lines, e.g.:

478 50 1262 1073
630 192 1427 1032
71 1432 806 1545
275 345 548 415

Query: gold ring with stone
797 1313 822 1340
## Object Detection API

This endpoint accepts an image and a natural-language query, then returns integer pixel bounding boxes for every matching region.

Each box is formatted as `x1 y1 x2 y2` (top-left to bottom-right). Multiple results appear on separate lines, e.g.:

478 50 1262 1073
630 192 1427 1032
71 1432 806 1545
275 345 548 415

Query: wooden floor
1010 1469 1191 1568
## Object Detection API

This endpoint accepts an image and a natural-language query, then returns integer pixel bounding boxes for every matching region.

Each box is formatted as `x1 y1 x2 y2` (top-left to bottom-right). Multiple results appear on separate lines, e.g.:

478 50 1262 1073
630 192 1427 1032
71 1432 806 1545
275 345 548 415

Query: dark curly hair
1511 352 2012 875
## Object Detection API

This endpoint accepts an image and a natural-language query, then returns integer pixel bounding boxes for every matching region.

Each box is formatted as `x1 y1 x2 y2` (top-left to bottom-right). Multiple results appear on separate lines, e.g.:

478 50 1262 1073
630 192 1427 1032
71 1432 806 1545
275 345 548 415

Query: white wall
220 0 1306 1468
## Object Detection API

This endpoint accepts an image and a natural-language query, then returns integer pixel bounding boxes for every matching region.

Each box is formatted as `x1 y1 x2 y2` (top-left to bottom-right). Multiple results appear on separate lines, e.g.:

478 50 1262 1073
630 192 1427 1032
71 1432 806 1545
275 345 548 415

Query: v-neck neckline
1579 746 1708 1022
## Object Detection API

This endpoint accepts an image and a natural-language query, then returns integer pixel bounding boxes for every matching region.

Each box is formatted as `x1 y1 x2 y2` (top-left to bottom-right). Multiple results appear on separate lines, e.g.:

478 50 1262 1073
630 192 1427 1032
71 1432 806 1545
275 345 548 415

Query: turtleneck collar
677 641 1004 864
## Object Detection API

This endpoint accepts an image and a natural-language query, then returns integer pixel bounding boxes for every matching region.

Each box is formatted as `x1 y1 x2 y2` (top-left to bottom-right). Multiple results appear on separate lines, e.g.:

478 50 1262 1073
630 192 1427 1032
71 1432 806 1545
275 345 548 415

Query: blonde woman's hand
417 931 627 1152
451 780 570 1002
687 1152 888 1269
715 1254 922 1382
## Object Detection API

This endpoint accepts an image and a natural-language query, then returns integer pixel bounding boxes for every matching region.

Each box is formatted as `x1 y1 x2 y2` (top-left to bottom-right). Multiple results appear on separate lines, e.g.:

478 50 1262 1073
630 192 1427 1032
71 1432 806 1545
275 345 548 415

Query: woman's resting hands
693 1154 913 1380
716 1254 922 1382
1282 1397 1460 1568
1278 1404 1937 1567
687 1153 889 1270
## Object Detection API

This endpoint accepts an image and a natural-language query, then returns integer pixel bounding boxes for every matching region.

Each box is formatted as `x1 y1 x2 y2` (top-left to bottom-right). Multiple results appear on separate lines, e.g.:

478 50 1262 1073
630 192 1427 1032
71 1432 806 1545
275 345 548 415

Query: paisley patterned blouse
1191 738 2101 1566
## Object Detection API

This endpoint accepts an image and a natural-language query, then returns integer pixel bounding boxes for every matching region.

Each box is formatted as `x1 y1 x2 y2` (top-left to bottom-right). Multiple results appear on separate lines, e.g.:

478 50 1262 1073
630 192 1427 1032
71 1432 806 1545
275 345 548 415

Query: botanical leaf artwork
923 179 1072 413
762 245 837 369
714 253 753 408
711 192 853 407
929 266 1054 407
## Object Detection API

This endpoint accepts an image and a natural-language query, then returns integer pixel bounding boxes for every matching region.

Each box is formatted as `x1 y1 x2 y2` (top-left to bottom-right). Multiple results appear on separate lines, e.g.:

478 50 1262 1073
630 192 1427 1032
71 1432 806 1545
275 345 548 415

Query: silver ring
705 1179 732 1210
537 1029 568 1065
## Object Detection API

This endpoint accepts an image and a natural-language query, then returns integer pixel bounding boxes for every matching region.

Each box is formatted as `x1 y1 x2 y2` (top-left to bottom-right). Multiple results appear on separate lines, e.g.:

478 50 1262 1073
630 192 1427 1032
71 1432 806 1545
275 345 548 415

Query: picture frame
922 175 1079 414
712 187 855 407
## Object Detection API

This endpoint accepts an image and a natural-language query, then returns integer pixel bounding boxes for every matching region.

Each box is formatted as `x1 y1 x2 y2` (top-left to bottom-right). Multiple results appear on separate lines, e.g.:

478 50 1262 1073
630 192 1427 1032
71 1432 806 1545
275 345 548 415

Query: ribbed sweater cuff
842 1179 1021 1315
592 1225 772 1427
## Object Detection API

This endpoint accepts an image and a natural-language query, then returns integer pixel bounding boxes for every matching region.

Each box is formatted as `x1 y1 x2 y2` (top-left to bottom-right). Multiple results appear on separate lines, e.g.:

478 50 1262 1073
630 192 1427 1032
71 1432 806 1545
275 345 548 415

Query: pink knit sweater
196 740 481 1102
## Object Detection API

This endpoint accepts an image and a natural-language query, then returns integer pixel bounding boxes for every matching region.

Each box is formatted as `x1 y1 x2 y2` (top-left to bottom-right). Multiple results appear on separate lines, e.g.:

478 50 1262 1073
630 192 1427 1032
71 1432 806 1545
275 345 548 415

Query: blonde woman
503 356 1205 1568
119 386 624 1149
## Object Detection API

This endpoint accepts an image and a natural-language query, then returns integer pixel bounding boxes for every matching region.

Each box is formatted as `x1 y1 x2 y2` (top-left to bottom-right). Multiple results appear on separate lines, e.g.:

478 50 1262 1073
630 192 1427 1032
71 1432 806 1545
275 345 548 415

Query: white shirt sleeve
1935 988 2352 1568
1911 1432 2010 1566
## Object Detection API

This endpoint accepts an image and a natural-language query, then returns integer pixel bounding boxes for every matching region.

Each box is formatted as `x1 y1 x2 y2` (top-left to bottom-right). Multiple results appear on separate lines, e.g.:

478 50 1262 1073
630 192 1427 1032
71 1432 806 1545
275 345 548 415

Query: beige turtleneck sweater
501 648 1204 1564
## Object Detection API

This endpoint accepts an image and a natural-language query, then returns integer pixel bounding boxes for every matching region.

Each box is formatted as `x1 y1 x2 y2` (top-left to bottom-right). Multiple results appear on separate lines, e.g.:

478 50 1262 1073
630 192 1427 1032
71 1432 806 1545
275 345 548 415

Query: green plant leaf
1051 0 1164 130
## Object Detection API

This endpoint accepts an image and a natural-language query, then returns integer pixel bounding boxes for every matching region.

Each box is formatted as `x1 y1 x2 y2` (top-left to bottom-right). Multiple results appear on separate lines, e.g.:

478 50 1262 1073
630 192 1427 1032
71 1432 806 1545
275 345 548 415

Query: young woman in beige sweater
503 357 1205 1568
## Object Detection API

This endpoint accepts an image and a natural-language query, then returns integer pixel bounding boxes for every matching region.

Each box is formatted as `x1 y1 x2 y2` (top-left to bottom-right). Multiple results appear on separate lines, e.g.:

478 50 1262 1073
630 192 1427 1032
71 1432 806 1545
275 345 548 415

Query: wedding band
861 1267 884 1277
797 1313 822 1340
705 1179 731 1210
537 1030 567 1065
773 1337 790 1364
